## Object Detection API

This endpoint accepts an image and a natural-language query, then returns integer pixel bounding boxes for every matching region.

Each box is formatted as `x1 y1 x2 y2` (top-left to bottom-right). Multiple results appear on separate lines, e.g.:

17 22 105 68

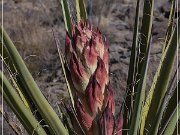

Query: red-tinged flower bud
83 39 99 74
116 112 124 135
69 53 89 93
100 105 115 135
106 85 115 114
65 20 116 135
94 58 109 94
75 96 93 132
85 77 104 116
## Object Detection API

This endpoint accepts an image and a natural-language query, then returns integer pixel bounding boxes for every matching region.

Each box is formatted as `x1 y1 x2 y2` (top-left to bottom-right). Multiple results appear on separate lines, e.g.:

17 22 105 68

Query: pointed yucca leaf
123 0 140 131
54 33 86 134
134 0 154 92
1 40 35 112
172 126 178 135
0 27 69 135
147 64 179 135
167 62 179 95
163 102 180 135
57 103 75 135
163 0 176 51
129 35 151 135
1 58 30 109
60 0 72 36
1 49 43 133
64 104 86 135
16 75 51 134
0 72 47 135
1 46 43 131
5 30 55 134
159 81 180 135
57 103 63 119
58 47 75 108
0 109 23 135
10 75 30 109
52 30 75 110
0 43 16 73
15 75 37 111
1 42 29 108
76 0 87 22
142 20 179 134
149 81 179 135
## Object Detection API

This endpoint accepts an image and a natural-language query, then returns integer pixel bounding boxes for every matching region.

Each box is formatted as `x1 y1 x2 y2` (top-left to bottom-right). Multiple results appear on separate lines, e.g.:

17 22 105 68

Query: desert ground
1 0 178 134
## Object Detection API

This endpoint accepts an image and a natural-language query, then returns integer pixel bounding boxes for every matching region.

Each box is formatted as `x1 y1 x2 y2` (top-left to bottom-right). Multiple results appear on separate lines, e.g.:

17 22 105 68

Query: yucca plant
0 0 179 135
64 19 116 135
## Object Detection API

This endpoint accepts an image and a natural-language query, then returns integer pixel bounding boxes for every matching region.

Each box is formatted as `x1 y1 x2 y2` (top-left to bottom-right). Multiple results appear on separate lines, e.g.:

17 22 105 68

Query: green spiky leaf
163 0 176 51
134 0 154 92
0 27 69 135
76 0 87 22
60 0 72 35
129 35 151 135
163 102 180 135
141 20 179 134
0 72 47 135
123 0 140 131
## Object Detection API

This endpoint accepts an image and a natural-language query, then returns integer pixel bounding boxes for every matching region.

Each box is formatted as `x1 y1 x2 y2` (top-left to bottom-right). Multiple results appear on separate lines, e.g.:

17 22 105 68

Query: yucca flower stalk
0 0 179 135
65 20 116 135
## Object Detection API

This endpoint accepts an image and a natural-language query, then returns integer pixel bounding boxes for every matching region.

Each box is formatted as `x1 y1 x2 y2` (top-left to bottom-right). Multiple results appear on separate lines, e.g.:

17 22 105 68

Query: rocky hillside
1 0 178 134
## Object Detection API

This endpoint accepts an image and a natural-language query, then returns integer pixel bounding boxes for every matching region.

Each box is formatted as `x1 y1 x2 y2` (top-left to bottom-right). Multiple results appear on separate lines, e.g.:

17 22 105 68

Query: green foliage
0 0 179 135
163 0 176 51
129 34 151 135
0 27 68 135
76 0 87 22
123 0 140 131
163 103 180 135
0 72 47 135
144 21 179 135
60 0 72 35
